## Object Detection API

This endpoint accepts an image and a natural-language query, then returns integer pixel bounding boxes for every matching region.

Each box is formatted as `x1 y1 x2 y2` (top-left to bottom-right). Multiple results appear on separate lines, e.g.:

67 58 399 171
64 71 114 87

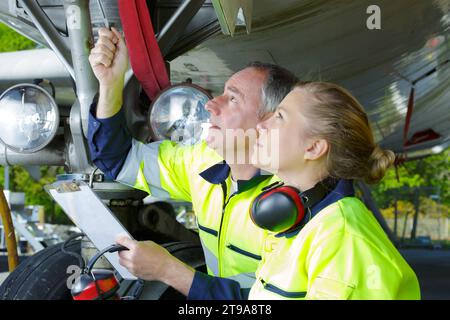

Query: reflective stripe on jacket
116 139 280 288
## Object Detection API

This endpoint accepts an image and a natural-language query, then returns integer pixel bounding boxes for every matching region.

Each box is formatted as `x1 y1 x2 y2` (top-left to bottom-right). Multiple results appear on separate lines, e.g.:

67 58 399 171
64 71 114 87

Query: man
88 28 298 296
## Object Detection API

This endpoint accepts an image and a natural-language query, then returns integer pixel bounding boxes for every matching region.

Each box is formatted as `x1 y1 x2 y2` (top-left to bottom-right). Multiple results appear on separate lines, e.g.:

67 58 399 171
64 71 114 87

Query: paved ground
399 249 450 300
0 250 449 299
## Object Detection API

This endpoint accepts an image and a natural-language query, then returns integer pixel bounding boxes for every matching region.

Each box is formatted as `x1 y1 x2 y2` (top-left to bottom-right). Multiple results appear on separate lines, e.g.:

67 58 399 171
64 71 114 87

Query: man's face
204 67 267 162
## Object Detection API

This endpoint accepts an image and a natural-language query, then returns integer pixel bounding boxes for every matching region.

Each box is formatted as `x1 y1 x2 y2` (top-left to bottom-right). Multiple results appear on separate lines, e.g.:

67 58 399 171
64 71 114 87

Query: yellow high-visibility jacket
249 180 420 300
117 139 279 289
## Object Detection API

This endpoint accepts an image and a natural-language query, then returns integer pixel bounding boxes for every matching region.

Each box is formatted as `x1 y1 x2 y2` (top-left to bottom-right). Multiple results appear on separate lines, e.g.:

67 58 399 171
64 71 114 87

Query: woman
116 81 420 300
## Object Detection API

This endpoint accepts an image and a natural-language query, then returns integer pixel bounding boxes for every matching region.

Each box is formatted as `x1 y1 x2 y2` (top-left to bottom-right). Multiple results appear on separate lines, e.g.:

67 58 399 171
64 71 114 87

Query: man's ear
304 138 329 160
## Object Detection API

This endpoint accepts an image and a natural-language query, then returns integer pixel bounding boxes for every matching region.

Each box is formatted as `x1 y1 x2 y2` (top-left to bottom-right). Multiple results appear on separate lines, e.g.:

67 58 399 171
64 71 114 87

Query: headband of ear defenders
250 178 336 233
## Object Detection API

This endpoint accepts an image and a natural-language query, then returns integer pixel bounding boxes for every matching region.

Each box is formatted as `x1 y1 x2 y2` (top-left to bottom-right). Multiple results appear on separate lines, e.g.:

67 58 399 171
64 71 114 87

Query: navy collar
199 161 272 194
199 161 230 184
276 179 355 238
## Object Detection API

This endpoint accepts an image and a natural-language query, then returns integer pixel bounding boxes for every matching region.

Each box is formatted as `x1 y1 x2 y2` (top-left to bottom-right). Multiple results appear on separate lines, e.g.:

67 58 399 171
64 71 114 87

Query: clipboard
46 180 137 280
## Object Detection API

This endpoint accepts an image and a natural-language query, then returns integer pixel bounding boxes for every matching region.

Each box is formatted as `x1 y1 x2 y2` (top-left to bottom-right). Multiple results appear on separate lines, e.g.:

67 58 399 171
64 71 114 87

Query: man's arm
87 27 131 179
87 27 193 201
88 103 131 180
97 83 123 119
88 27 128 118
116 236 246 300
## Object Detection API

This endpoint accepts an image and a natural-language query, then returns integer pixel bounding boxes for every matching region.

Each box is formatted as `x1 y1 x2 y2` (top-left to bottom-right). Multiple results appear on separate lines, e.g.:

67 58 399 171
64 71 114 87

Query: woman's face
252 89 315 174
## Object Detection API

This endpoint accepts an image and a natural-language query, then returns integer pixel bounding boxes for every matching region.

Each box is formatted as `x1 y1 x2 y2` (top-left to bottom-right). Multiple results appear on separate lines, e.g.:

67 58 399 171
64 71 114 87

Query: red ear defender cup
250 179 335 233
71 270 120 300
250 186 305 233
71 244 129 300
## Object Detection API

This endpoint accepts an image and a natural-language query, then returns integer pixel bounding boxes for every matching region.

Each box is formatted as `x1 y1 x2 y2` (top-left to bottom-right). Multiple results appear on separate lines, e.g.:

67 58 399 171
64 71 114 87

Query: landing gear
0 240 205 300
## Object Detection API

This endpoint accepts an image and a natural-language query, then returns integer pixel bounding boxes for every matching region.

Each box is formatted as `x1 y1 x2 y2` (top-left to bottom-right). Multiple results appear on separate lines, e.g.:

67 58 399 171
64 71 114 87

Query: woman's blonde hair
294 81 395 184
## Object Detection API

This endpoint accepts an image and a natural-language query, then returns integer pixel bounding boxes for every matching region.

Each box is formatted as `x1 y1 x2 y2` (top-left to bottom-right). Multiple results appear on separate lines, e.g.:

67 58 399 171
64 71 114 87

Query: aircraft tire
0 240 206 300
0 240 81 300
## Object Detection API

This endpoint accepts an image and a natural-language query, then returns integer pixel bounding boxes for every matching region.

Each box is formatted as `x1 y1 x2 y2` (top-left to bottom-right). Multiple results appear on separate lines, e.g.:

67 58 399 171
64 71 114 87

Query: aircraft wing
0 0 448 158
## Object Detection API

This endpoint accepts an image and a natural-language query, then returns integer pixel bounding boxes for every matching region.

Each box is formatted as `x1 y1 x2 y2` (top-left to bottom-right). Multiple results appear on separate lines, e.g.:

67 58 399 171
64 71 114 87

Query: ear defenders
250 179 334 233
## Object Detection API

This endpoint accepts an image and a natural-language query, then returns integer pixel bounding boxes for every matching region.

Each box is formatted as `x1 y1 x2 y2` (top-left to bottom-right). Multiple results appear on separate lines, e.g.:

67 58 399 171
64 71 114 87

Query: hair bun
366 146 395 184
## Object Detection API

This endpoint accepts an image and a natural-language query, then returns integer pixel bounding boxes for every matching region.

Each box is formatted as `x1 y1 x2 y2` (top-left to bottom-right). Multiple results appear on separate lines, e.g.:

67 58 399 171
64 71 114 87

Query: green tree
0 166 71 224
372 148 450 239
372 149 450 207
0 22 36 52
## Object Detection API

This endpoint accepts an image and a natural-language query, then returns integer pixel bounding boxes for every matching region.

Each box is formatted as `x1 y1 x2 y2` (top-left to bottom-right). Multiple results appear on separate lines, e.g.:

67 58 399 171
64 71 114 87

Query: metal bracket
68 100 94 173
211 0 253 36
56 181 81 193
19 0 75 79
157 0 207 57
64 0 98 138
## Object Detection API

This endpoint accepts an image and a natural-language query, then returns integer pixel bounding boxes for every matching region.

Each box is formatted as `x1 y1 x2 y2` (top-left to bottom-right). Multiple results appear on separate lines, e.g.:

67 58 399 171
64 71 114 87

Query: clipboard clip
56 181 81 193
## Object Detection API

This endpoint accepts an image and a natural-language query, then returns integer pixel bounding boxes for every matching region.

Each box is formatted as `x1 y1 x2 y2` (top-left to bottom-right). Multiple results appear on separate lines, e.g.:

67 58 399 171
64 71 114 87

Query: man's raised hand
88 27 129 88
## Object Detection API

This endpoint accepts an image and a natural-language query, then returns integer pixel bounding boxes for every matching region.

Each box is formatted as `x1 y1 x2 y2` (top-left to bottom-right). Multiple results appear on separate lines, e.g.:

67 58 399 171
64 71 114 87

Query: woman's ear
304 138 329 160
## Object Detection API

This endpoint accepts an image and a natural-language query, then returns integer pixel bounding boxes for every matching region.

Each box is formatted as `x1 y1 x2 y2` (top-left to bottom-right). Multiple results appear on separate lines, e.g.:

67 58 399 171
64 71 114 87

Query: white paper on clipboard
47 180 136 280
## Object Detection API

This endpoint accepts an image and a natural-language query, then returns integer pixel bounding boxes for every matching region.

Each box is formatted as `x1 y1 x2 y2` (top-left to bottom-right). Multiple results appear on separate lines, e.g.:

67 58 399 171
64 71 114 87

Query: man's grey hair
246 61 299 118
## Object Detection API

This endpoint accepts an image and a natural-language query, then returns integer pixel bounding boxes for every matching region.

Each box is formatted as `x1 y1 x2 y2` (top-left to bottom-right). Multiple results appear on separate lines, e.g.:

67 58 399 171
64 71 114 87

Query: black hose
61 232 86 270
85 244 128 273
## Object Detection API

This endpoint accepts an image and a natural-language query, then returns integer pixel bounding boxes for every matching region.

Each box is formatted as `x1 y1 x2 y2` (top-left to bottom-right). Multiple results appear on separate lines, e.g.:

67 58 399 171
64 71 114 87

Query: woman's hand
116 236 196 296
